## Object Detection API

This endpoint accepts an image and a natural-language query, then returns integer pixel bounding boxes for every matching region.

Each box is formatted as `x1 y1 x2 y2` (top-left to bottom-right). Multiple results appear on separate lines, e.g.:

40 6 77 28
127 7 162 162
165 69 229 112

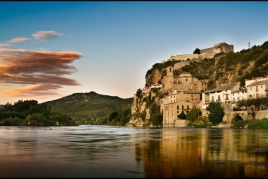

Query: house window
177 105 179 110
170 68 171 72
182 105 184 110
218 95 221 101
225 94 229 100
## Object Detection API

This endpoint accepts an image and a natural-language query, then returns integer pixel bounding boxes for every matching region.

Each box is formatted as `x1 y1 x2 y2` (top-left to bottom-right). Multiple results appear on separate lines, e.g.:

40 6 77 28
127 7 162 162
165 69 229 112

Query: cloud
0 48 81 97
0 44 10 47
32 31 63 41
8 37 30 44
3 84 63 97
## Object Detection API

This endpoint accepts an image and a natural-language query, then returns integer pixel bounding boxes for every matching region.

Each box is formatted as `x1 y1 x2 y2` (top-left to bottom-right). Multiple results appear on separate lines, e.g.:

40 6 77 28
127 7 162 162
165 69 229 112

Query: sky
1 1 268 105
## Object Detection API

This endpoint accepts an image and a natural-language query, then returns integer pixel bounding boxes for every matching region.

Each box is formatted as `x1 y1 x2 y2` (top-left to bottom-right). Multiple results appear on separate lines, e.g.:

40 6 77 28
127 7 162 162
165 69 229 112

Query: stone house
161 88 201 126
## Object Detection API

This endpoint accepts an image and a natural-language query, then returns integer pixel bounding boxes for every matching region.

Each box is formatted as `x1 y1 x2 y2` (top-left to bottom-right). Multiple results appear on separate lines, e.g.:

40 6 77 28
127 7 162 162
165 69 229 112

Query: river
0 125 268 178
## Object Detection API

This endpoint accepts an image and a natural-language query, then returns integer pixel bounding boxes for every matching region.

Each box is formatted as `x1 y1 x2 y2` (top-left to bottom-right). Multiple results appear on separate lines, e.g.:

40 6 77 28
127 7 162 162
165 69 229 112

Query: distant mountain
42 91 133 124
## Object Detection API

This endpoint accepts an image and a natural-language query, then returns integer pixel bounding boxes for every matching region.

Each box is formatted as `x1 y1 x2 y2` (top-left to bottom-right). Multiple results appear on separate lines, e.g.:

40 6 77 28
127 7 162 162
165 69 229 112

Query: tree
206 102 224 125
193 48 200 54
186 108 202 123
136 88 142 98
150 102 162 127
108 111 119 122
178 111 186 119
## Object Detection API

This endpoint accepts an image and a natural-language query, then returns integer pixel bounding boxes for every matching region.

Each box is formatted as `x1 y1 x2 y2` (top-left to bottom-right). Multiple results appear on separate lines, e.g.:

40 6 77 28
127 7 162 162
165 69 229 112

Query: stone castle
162 42 234 62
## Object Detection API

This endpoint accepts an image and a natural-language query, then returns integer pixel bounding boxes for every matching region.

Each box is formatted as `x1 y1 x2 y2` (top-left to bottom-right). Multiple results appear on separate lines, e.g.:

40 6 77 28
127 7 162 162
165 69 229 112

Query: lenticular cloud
0 48 82 97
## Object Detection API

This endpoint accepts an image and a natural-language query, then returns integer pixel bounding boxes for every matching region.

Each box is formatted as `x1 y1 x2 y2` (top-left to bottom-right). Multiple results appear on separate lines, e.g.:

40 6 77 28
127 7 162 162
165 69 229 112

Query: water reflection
0 126 268 178
135 128 268 178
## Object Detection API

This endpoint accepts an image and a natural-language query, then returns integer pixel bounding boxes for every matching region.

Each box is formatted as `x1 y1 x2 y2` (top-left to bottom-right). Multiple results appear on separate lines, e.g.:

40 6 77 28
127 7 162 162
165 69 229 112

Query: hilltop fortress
162 42 234 63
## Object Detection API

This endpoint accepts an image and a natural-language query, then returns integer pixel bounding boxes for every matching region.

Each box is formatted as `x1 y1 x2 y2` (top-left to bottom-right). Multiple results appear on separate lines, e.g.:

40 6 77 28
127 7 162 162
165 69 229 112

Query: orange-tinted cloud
0 48 82 97
3 84 63 97
32 31 63 41
0 44 10 47
8 37 30 43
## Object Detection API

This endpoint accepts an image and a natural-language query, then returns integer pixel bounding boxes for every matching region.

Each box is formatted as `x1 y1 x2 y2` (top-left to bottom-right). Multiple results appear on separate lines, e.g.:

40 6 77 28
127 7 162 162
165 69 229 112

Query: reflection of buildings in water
133 128 268 178
133 128 203 178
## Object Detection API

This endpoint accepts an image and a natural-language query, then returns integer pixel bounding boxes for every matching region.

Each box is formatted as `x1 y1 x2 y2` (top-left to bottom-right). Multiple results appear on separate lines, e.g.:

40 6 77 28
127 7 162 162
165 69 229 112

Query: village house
231 88 247 108
161 88 201 126
201 82 240 110
247 79 268 99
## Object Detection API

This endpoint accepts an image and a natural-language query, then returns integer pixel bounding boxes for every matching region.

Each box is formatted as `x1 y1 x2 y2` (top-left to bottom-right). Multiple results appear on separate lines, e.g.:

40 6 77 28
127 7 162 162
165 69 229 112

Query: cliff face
145 68 162 87
127 93 148 127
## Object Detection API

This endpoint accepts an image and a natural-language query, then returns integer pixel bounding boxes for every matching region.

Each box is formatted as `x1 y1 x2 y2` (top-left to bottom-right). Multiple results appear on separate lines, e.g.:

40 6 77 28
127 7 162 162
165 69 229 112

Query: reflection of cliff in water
134 128 268 178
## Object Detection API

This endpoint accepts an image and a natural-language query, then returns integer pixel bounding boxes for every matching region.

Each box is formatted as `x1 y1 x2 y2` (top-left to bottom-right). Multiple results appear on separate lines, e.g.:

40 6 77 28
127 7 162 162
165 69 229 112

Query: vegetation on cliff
145 40 268 90
0 100 76 126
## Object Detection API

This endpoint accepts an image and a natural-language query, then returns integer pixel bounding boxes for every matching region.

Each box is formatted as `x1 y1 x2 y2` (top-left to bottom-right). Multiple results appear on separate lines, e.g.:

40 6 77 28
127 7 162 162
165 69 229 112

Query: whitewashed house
231 88 247 108
202 82 240 109
247 79 268 99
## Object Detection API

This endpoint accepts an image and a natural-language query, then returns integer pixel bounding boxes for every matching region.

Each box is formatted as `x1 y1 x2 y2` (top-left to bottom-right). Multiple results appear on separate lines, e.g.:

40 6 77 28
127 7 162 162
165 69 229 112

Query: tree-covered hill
0 100 76 126
42 91 133 124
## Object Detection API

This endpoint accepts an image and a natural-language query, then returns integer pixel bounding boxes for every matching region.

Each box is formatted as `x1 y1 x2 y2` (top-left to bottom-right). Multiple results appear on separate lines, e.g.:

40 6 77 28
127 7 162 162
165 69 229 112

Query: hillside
42 91 133 124
145 40 268 90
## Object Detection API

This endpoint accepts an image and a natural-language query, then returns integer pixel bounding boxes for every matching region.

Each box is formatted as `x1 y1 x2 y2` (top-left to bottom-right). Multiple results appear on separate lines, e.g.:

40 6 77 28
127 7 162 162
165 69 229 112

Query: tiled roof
183 90 201 94
247 79 268 87
205 82 240 93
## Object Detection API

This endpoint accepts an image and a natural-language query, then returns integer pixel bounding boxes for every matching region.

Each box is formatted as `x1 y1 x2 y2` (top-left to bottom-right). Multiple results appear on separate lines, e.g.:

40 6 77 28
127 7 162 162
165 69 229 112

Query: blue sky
0 1 268 104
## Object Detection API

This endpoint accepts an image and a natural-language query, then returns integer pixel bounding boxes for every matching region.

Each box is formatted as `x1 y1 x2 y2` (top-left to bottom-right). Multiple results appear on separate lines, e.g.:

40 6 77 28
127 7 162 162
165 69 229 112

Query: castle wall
200 47 215 54
169 54 199 61
174 61 190 70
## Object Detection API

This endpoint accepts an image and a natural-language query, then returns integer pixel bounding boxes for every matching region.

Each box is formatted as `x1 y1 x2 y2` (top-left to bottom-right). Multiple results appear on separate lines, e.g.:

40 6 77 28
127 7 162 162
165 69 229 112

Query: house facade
201 82 240 110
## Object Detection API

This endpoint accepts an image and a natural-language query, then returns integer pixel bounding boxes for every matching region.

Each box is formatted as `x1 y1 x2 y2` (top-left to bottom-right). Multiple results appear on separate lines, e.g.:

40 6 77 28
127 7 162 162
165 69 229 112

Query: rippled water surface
1 125 268 178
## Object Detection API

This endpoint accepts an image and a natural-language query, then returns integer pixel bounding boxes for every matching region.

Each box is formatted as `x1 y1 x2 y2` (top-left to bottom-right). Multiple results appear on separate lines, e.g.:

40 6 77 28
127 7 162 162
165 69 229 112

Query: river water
0 125 268 178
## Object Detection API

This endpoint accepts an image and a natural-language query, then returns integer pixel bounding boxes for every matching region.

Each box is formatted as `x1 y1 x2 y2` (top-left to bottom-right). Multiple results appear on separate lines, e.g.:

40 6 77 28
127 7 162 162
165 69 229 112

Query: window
225 94 229 100
177 105 179 110
218 95 221 101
